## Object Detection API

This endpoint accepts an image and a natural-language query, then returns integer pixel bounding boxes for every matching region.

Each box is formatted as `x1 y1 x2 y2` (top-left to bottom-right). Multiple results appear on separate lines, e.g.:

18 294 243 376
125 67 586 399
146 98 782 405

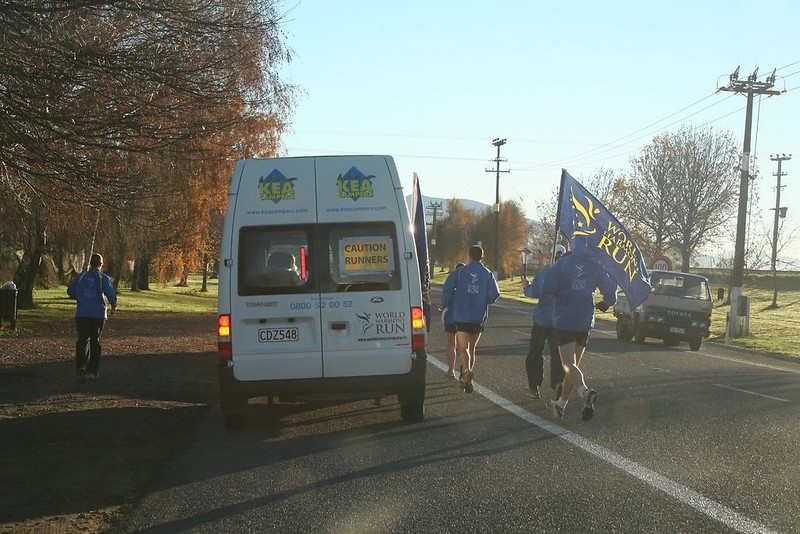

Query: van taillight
218 314 232 357
411 307 425 350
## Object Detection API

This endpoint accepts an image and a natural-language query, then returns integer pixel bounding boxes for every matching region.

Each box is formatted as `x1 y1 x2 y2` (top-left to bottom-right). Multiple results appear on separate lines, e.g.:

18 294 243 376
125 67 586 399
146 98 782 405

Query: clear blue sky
277 0 800 261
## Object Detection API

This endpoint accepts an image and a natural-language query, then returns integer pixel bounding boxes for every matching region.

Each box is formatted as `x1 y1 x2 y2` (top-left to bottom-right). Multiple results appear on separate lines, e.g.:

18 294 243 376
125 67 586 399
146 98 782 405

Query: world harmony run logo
356 312 373 334
258 169 297 203
337 166 375 201
569 186 599 237
569 185 641 283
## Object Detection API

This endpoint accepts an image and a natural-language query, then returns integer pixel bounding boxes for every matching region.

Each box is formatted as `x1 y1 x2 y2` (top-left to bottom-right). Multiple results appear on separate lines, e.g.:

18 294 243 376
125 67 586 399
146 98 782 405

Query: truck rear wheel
634 323 646 344
689 337 702 351
615 319 625 340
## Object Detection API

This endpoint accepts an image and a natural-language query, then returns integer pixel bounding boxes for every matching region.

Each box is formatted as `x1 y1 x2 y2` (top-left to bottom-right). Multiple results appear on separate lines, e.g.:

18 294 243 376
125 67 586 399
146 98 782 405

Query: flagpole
551 169 567 262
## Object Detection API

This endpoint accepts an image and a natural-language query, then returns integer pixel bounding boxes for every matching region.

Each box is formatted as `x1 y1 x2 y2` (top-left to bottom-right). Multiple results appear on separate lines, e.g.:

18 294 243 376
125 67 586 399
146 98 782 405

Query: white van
217 155 427 428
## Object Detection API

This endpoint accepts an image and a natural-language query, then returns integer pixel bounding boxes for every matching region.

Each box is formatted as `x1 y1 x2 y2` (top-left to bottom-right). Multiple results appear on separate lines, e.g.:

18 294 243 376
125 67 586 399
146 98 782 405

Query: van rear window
325 223 400 292
237 222 401 296
238 226 313 296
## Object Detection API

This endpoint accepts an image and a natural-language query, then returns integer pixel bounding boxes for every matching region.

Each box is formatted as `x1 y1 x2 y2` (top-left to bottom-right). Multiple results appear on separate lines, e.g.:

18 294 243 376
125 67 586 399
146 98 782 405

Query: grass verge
1 277 217 337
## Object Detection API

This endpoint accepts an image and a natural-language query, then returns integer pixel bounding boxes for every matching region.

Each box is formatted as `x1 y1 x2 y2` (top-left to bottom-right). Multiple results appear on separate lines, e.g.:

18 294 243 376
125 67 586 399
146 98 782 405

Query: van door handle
331 323 347 330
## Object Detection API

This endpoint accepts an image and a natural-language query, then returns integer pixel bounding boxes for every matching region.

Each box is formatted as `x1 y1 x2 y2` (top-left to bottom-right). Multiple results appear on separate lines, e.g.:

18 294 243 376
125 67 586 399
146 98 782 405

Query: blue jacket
67 268 117 319
524 264 555 328
441 260 500 325
440 265 464 325
542 253 617 332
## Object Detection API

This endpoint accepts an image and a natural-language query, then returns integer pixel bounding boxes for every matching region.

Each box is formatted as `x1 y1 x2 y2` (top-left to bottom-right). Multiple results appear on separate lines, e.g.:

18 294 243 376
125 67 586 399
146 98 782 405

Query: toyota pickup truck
613 270 712 351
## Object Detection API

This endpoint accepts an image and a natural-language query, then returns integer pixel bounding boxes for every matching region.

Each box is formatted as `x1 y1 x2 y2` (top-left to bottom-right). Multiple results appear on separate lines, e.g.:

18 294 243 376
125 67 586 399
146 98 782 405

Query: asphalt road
117 291 800 533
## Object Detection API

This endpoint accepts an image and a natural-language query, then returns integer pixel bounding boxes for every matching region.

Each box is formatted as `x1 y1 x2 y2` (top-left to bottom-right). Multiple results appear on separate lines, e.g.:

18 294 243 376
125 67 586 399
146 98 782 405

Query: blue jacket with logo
524 264 555 328
542 253 616 332
440 265 464 325
67 268 117 319
441 260 500 325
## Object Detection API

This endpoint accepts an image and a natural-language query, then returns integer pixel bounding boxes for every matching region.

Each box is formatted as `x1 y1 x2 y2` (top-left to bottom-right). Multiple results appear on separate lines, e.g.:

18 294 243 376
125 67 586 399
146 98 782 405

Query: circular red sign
650 255 673 271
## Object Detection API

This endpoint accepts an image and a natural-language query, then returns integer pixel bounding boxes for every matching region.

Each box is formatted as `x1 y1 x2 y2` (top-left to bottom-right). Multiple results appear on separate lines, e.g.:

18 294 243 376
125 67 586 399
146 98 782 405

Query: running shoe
582 389 598 421
546 399 564 420
462 369 474 394
553 381 563 401
525 386 540 399
76 368 86 384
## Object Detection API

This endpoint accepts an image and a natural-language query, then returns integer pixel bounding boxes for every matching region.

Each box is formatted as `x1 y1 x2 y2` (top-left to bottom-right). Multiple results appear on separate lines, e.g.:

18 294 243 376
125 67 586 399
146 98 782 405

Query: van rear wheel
400 403 424 423
224 410 247 429
223 397 249 429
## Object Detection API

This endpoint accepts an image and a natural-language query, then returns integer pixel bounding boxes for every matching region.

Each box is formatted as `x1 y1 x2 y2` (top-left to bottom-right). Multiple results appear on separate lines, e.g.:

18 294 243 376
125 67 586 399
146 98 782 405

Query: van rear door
228 158 323 381
314 156 418 378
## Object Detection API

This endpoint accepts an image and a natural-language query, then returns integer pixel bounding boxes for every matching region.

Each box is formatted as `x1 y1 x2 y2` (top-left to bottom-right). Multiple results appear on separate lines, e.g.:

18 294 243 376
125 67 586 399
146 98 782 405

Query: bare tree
667 126 739 271
626 136 677 260
623 125 739 272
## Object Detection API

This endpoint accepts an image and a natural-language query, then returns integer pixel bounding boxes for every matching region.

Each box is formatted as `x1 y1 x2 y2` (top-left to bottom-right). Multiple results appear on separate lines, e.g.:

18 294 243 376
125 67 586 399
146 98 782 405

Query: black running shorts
555 329 589 346
455 322 484 334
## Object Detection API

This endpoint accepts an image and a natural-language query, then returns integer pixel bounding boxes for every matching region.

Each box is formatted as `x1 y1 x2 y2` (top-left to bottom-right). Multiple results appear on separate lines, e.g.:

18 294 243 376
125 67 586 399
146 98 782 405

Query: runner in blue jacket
439 262 465 380
441 245 500 393
67 253 117 382
543 238 616 421
521 244 566 400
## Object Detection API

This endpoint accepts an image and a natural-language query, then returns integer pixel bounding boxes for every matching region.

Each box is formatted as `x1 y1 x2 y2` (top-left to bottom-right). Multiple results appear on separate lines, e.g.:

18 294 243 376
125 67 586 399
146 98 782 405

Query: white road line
427 357 776 534
493 302 531 314
712 383 791 403
701 353 800 374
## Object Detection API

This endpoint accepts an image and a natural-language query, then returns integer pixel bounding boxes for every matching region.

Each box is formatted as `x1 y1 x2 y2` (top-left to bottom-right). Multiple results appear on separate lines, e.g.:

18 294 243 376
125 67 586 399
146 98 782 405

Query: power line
285 61 800 176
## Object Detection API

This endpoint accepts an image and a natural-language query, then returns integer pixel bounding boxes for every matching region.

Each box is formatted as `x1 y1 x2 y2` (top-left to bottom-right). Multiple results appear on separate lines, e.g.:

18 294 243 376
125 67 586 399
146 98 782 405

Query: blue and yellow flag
557 170 651 309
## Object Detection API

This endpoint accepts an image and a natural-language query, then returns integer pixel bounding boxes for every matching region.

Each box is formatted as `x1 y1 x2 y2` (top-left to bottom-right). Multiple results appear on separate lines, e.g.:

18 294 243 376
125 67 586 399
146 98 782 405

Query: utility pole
717 66 782 337
769 154 790 308
426 201 443 272
485 138 509 275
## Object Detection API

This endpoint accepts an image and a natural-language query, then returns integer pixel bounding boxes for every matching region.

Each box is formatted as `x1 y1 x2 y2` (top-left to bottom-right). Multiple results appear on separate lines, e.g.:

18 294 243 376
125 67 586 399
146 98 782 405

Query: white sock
576 384 588 399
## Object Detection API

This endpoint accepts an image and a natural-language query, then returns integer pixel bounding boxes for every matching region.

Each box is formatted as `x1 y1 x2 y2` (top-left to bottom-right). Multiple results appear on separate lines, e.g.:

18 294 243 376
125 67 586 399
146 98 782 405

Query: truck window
651 273 710 300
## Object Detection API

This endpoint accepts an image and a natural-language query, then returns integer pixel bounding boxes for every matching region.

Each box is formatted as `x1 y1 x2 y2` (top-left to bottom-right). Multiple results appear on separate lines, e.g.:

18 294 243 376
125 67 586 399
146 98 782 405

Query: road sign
650 255 673 271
